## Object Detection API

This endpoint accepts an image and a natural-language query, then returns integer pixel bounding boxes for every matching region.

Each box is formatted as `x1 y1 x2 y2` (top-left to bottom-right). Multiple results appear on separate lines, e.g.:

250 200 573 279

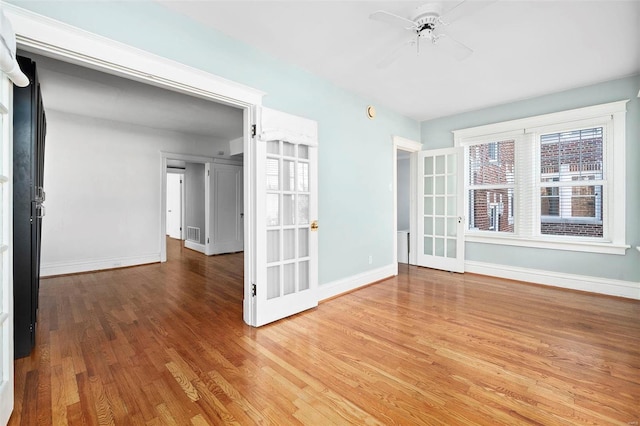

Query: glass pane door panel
267 141 280 154
435 197 445 215
266 194 279 226
435 155 445 174
283 160 295 191
424 236 433 255
266 158 279 190
298 229 309 257
297 163 309 191
283 263 296 295
298 145 309 159
267 230 280 262
297 195 309 224
283 229 295 260
283 142 295 157
299 261 309 291
267 266 280 299
283 195 295 225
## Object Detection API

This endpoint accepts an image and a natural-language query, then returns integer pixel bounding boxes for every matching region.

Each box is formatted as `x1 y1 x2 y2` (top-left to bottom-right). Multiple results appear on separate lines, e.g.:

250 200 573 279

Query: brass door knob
310 220 319 231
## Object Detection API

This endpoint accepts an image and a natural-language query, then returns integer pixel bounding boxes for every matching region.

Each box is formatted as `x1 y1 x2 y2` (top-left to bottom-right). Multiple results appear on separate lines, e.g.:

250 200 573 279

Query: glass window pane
283 160 295 191
267 230 280 263
298 145 309 159
435 197 445 215
468 140 515 185
283 263 296 295
299 261 309 291
467 189 514 233
435 155 445 174
540 185 603 237
283 229 295 260
423 236 433 255
266 158 279 190
540 128 603 181
283 142 295 157
267 266 280 300
298 228 309 257
424 157 434 175
283 195 295 225
297 162 309 192
267 141 280 154
297 195 309 224
435 217 445 236
266 194 279 226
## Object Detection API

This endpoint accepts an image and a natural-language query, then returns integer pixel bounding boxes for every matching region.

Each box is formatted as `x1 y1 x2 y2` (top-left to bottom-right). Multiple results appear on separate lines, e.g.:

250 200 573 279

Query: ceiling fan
370 0 496 67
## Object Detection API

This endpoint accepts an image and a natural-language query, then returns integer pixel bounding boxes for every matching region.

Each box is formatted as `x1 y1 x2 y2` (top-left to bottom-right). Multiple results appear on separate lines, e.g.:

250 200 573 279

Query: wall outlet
368 255 372 265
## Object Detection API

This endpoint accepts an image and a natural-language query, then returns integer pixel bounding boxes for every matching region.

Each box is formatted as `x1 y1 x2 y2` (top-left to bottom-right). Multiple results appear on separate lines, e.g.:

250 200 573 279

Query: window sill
465 234 630 255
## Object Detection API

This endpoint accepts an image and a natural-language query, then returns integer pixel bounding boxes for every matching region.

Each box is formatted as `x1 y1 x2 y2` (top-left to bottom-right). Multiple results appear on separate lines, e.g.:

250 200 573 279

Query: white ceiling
159 0 640 122
29 53 244 140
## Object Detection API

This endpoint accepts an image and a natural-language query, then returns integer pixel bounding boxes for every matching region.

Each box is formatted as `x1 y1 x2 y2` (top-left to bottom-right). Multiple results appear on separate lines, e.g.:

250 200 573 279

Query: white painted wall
40 109 229 276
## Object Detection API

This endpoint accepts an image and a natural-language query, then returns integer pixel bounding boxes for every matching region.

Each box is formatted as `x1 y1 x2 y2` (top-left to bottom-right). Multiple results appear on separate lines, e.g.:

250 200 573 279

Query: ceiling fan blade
434 33 474 61
440 0 498 25
377 38 416 69
370 10 417 30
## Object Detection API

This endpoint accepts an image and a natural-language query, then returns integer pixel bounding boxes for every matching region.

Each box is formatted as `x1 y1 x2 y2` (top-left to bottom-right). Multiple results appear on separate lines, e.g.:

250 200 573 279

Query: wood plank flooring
10 238 640 425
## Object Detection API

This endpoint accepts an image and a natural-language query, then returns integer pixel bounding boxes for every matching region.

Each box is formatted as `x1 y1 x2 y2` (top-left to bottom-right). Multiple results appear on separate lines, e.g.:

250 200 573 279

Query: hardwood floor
10 238 640 425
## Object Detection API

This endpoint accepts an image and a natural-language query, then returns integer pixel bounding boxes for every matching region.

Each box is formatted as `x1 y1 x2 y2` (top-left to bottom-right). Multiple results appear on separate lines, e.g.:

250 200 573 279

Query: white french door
417 147 465 273
250 107 318 327
0 73 15 424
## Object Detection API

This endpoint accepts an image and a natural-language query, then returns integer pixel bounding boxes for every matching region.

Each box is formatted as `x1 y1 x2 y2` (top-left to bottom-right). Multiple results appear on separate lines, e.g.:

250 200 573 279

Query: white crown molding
465 260 640 300
2 2 265 108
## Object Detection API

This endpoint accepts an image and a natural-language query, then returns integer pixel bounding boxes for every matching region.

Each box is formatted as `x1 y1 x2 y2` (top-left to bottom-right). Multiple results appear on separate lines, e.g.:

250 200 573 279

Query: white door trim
392 136 422 274
4 4 264 331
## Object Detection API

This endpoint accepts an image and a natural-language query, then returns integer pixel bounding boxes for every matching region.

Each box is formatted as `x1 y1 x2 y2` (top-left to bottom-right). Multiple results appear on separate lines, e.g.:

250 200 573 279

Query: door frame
5 4 265 328
160 153 213 261
392 136 422 272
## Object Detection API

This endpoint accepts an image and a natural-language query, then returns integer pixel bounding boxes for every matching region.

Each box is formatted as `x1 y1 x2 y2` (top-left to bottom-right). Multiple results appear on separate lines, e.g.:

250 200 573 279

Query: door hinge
207 237 210 244
251 283 256 297
207 170 210 177
251 124 257 138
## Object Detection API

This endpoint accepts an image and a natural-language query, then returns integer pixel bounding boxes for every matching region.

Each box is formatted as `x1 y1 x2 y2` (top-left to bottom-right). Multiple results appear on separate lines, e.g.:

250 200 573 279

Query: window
454 100 628 255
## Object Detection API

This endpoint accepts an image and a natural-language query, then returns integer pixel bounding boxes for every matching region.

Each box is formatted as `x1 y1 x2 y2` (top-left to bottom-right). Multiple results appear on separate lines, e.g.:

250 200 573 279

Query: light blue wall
11 1 420 285
421 75 640 282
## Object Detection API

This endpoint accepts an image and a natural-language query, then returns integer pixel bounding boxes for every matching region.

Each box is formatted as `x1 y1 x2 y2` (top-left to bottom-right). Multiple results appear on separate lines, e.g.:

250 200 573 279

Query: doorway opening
392 136 422 273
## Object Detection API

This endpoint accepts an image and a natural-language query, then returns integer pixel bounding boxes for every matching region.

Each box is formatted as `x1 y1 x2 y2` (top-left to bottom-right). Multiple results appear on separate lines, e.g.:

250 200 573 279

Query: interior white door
0 74 15 425
251 107 318 327
166 172 182 239
210 163 243 254
417 147 465 272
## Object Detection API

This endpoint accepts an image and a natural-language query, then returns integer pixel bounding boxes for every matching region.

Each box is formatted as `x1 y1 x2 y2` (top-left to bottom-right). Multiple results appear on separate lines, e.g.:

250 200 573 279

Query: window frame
454 100 629 255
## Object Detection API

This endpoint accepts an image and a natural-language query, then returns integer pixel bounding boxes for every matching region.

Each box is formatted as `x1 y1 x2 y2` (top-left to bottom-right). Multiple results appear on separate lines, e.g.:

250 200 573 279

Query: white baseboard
465 260 640 300
184 240 206 254
319 264 396 301
41 253 161 277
